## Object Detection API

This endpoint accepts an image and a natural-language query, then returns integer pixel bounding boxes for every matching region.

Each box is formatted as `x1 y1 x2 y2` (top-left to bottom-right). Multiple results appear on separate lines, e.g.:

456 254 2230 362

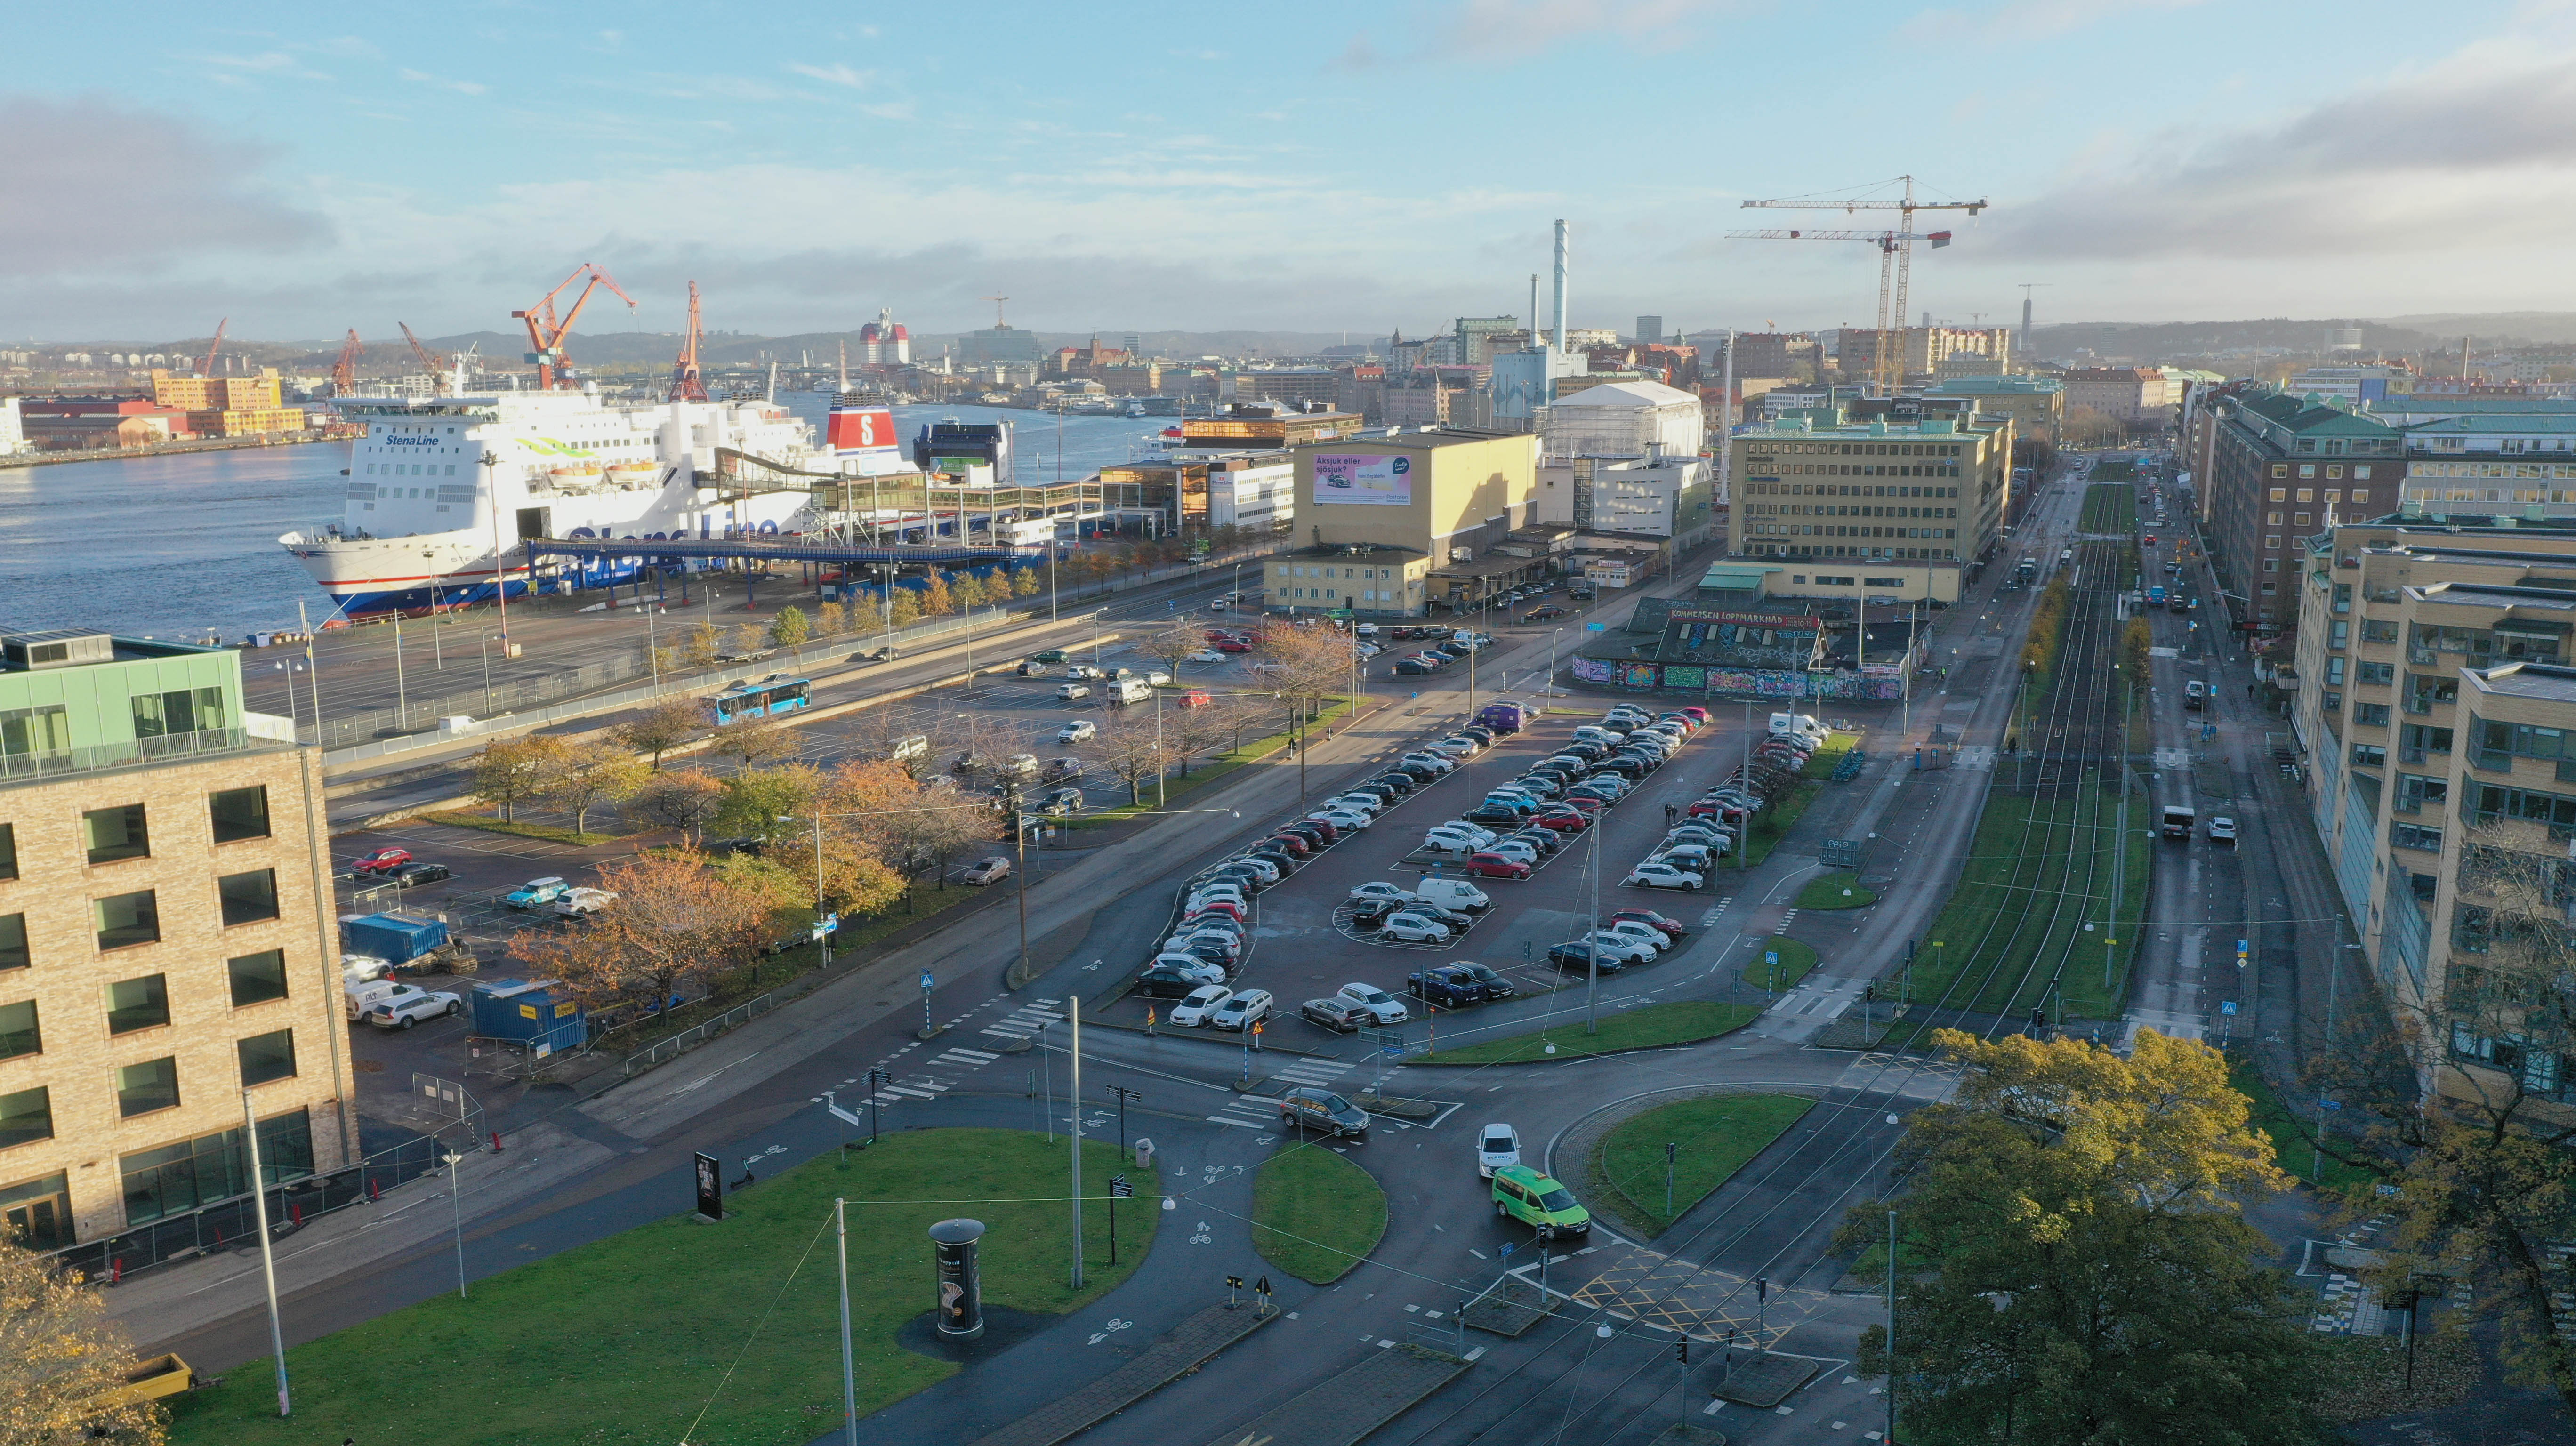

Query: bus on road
712 675 813 724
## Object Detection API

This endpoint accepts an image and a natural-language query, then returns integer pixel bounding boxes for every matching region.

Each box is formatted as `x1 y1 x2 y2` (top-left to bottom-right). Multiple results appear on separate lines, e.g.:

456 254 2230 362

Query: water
0 401 1175 642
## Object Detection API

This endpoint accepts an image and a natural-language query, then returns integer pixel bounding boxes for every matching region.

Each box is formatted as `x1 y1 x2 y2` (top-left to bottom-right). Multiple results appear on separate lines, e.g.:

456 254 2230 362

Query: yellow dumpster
95 1354 193 1408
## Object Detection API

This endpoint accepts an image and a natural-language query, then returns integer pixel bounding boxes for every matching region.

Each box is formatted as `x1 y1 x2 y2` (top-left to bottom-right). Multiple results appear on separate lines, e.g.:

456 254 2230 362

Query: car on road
504 876 570 909
1300 997 1369 1032
1214 638 1254 653
1522 605 1569 621
2208 816 2238 846
363 986 462 1030
1065 664 1107 679
1611 908 1688 940
1209 989 1273 1031
1277 1087 1370 1141
1135 964 1217 998
1187 649 1229 664
1459 853 1531 879
1016 660 1054 677
1336 982 1410 1023
1624 862 1702 891
1477 1123 1523 1178
961 857 1012 885
1055 683 1093 701
1057 719 1098 742
392 861 451 888
351 846 413 876
1027 650 1069 665
1170 985 1233 1027
1491 1164 1591 1240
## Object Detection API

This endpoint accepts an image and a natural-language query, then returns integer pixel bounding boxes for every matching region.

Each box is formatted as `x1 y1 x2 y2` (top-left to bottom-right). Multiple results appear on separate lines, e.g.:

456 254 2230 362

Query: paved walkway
965 1302 1277 1446
1198 1343 1472 1446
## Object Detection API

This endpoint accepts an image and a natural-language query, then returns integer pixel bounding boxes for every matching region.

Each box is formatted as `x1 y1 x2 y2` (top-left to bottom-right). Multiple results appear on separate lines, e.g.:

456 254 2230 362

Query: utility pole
1886 1208 1900 1446
836 1198 858 1446
1012 786 1031 983
1585 801 1603 1034
243 1091 291 1419
1068 995 1086 1289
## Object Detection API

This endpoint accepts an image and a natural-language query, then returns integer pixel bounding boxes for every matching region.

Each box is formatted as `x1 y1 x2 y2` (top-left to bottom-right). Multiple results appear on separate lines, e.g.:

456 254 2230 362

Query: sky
6 0 2575 344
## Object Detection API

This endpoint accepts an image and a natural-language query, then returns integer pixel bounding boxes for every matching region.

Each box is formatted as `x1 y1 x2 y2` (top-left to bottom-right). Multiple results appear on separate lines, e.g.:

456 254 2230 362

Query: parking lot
1095 700 1779 1046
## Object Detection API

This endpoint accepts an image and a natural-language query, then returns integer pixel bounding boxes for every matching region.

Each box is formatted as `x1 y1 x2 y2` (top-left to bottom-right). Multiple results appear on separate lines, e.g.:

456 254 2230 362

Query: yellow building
1262 428 1540 615
185 407 310 438
150 369 284 412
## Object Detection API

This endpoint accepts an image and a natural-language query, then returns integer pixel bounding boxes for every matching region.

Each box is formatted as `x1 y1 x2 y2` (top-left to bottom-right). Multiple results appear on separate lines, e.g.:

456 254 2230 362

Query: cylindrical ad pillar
929 1218 987 1339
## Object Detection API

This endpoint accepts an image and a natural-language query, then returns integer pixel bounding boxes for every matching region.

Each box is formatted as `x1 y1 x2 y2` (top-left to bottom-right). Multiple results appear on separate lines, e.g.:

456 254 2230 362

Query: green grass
1743 935 1817 993
1591 1093 1815 1235
1795 871 1876 909
421 810 623 846
2079 482 2139 534
1419 1000 1761 1064
1734 780 1821 869
1251 1145 1388 1284
2228 1051 2379 1194
1799 731 1861 779
168 1129 1154 1446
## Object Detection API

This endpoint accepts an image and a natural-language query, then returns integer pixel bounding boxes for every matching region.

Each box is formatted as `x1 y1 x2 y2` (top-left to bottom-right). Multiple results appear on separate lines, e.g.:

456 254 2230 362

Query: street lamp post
242 1090 292 1419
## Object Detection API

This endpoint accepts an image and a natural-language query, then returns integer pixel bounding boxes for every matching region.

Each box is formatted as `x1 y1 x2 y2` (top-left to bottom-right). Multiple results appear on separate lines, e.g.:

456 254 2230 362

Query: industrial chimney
1551 220 1570 360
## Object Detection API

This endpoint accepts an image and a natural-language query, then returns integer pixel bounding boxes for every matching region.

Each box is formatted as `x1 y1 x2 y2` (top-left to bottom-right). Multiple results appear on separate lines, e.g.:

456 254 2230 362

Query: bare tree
1087 710 1173 805
612 696 708 771
1167 700 1232 775
1259 625 1357 722
1136 617 1208 680
625 770 725 843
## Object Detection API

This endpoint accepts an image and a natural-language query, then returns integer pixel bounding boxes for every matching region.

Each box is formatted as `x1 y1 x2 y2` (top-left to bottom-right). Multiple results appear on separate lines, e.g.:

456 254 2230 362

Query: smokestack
1551 220 1570 360
1530 273 1539 344
2020 296 2033 353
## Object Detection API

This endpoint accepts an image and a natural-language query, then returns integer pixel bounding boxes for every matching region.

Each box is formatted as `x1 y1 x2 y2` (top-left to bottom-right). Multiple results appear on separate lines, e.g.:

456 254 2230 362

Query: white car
1401 752 1458 774
1431 736 1483 757
1349 882 1420 906
1209 988 1273 1030
1624 862 1703 891
363 986 462 1030
1336 982 1410 1023
1219 856 1281 885
1170 985 1233 1027
1057 719 1097 742
1420 833 1475 855
1143 670 1174 686
554 887 617 917
1055 683 1092 701
1584 932 1657 965
1327 793 1387 815
1151 953 1229 982
1477 1123 1522 1179
2208 816 2238 846
1310 808 1372 830
1356 643 1382 659
1602 920 1668 955
1380 914 1452 944
1187 649 1229 664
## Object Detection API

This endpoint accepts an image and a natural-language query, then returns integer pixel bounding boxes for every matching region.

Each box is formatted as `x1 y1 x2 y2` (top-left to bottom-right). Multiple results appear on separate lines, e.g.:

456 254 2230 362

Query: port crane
329 329 364 394
512 263 636 390
1730 176 1986 394
199 318 228 378
668 281 710 402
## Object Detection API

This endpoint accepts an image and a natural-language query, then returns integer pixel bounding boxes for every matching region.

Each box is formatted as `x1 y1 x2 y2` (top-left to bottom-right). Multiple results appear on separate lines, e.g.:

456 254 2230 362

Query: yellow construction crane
1731 176 1987 394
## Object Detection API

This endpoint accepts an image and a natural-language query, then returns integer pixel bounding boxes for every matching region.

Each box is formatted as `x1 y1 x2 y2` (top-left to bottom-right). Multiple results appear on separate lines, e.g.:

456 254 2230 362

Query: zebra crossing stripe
1206 1116 1264 1129
941 1047 1002 1061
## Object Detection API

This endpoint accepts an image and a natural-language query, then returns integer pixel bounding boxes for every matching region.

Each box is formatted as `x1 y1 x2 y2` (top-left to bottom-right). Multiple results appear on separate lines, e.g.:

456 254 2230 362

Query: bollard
291 1202 303 1227
111 1258 122 1284
368 1177 380 1202
491 1129 504 1153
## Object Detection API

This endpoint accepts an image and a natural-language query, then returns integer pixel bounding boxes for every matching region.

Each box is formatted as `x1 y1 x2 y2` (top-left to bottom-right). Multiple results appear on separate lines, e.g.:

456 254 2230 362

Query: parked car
363 987 462 1030
1657 844 1721 872
1135 965 1216 998
1477 1123 1524 1178
1460 853 1532 879
1546 942 1622 974
1188 649 1229 664
392 861 451 887
1276 1087 1370 1141
1534 808 1591 833
505 876 570 909
1449 961 1516 999
1264 832 1312 857
554 886 617 917
1624 862 1703 891
961 857 1012 885
1380 913 1451 943
1401 752 1458 774
1169 985 1233 1027
1055 683 1093 701
1584 932 1657 965
1610 908 1688 940
1601 920 1670 956
1301 997 1369 1032
1406 964 1484 1008
1209 989 1273 1031
350 846 413 876
1350 882 1421 907
1149 952 1230 983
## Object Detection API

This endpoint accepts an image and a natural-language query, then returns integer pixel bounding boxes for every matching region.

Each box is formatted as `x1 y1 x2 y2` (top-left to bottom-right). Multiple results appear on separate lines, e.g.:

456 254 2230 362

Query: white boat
281 379 826 617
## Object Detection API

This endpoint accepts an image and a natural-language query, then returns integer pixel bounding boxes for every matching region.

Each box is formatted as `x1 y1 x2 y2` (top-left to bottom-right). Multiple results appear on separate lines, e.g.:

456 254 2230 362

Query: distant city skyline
4 0 2571 340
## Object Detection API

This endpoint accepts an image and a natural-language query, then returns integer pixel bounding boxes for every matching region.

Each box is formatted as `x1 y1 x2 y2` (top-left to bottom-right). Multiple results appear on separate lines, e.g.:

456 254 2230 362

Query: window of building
2270 466 2288 479
2264 559 2280 574
94 891 157 951
2471 781 2576 830
0 1000 36 1061
0 706 69 762
2393 822 2443 853
129 686 227 738
2353 743 2387 767
2355 702 2393 726
104 975 169 1034
2263 582 2279 596
227 949 290 1007
2328 467 2345 481
217 869 279 927
118 1109 312 1226
0 822 13 881
2295 513 2312 527
82 804 148 865
2265 536 2282 550
114 1057 179 1117
2404 724 2455 755
0 915 20 972
0 1086 51 1150
237 1028 297 1087
2327 657 2347 685
2268 511 2284 525
2363 619 2399 643
2359 661 2395 684
209 786 270 843
2299 466 2317 480
2270 486 2287 500
2298 488 2315 502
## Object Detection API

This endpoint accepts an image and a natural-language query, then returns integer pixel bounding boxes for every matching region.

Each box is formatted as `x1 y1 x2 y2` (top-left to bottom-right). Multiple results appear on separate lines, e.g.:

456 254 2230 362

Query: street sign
1499 1240 1517 1258
1586 622 1607 631
1765 951 1780 966
2219 1000 2238 1016
693 1151 723 1222
919 971 935 991
2236 940 2248 955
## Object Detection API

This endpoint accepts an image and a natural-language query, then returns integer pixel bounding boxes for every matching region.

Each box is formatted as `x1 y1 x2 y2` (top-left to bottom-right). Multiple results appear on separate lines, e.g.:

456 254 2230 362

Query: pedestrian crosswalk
817 996 1060 1113
981 999 1063 1042
1203 1056 1360 1128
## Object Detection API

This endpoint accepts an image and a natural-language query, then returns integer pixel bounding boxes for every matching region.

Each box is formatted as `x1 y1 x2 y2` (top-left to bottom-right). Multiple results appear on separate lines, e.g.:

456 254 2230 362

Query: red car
1533 809 1590 832
1462 854 1532 879
1686 799 1738 820
1264 832 1311 857
1677 707 1711 723
1611 908 1688 939
1215 639 1254 653
1296 817 1341 842
1561 795 1604 814
351 847 412 876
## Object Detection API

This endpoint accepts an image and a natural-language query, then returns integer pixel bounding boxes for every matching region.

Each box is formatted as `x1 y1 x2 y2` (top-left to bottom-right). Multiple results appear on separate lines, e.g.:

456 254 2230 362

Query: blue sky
4 0 2569 342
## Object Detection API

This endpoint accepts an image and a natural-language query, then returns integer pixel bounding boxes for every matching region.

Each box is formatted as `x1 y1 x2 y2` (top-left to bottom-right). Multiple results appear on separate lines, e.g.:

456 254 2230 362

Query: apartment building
0 631 350 1253
2290 519 2576 1118
2203 390 2405 635
1926 375 2064 451
1723 403 2013 604
2062 366 2174 425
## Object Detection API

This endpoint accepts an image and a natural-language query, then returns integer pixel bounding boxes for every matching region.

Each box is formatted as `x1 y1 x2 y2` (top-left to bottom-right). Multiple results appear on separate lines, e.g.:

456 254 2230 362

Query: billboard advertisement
1313 452 1413 506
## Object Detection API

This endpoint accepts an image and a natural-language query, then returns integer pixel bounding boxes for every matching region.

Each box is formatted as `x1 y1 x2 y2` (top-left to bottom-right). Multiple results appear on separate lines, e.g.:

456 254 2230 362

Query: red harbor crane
398 322 449 391
200 318 228 378
511 264 636 390
668 281 709 402
329 329 364 394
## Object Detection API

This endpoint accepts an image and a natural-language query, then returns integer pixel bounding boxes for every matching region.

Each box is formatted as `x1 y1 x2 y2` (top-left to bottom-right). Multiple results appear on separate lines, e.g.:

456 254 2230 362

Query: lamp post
242 1090 292 1418
442 1145 467 1299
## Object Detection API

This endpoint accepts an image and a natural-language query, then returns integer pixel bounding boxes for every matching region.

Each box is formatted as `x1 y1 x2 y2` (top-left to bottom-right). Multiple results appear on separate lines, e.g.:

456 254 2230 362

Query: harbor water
0 403 1169 640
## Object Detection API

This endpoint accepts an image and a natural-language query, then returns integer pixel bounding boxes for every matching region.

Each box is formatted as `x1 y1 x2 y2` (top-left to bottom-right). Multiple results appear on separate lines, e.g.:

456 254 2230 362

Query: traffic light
1676 1339 1690 1365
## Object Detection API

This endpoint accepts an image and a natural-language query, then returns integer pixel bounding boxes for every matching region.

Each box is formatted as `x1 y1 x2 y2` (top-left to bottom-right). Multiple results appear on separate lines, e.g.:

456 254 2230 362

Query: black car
1370 772 1420 795
1547 943 1625 974
1279 820 1330 844
1459 725 1496 744
1395 659 1442 676
706 836 768 856
1391 761 1442 781
1350 780 1402 803
1462 803 1526 825
392 861 452 887
1449 960 1517 999
1247 847 1299 873
1508 828 1564 856
1133 966 1209 998
1562 741 1610 761
1409 902 1478 931
1589 755 1646 778
1407 964 1483 1008
1349 897 1406 926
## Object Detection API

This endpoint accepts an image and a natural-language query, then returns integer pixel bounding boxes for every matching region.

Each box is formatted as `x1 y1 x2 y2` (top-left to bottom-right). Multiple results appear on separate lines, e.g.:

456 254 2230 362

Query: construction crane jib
1731 176 1987 395
513 263 639 391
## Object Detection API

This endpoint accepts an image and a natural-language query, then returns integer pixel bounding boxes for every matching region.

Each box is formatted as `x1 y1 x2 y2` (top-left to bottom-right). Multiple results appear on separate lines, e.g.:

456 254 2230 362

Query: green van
1490 1165 1591 1240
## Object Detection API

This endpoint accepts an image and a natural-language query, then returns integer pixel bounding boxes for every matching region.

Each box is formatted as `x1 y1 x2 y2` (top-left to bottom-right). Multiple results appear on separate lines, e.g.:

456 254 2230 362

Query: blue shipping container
470 978 587 1056
342 913 448 964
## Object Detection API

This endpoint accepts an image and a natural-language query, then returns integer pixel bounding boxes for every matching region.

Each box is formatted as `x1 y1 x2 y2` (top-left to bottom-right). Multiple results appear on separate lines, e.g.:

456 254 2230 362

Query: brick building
2203 390 2404 634
2062 366 2174 426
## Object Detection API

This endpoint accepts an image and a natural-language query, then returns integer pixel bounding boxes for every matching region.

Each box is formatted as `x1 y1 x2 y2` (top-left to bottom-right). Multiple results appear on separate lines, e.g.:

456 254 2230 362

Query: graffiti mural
1572 657 1619 683
1620 662 1661 690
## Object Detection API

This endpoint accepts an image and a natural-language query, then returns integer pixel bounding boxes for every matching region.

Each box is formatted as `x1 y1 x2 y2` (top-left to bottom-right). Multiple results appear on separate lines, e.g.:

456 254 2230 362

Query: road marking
1206 1116 1264 1129
880 1085 939 1100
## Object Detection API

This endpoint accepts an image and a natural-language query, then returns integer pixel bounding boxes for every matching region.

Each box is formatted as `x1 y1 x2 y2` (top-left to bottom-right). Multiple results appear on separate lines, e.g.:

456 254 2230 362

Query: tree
877 791 998 894
726 623 766 658
1167 700 1231 775
1214 694 1269 753
918 572 954 617
713 763 827 840
1010 564 1040 599
1839 1029 2323 1445
0 1229 168 1444
1137 617 1207 681
2064 405 2124 449
768 605 810 649
813 599 848 637
543 740 647 835
470 734 566 822
682 620 722 668
1259 625 1357 721
950 573 988 611
612 696 708 771
708 716 801 771
1088 711 1172 805
2121 616 2152 693
512 850 769 1010
625 770 725 842
887 587 923 629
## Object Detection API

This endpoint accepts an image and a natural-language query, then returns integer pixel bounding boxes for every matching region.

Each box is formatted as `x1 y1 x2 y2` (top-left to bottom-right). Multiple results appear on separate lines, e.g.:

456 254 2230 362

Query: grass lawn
1251 1145 1388 1284
1736 780 1820 868
168 1129 1155 1446
1799 731 1861 779
1591 1093 1815 1235
421 810 624 847
1795 871 1876 909
2227 1051 2379 1194
2079 482 2139 534
1743 935 1817 994
1420 1000 1761 1064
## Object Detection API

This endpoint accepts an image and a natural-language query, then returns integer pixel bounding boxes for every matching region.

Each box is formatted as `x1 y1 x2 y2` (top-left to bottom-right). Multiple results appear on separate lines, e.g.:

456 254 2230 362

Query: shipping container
470 978 587 1056
341 912 448 964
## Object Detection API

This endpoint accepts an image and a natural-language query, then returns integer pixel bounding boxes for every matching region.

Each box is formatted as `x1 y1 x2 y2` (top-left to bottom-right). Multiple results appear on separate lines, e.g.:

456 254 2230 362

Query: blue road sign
2235 939 2249 955
1765 951 1780 966
2219 1000 2238 1016
1499 1240 1517 1257
919 971 935 991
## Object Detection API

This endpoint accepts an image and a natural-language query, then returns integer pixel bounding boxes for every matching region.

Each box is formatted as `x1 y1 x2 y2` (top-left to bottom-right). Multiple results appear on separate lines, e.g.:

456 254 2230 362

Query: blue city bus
711 675 813 723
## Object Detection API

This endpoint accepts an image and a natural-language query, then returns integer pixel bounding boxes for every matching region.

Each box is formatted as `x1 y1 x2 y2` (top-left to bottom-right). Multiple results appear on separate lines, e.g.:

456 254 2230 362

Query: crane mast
668 281 710 402
329 329 363 394
1736 176 1986 395
511 263 637 390
200 318 228 378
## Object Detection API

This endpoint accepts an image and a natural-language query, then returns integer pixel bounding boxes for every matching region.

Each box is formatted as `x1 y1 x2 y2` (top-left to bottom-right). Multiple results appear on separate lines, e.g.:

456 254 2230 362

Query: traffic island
1711 1350 1820 1407
1792 871 1876 909
1585 1093 1816 1237
1253 1145 1389 1285
1351 1090 1441 1120
1741 936 1816 995
965 1302 1279 1446
1416 1001 1762 1065
166 1128 1157 1446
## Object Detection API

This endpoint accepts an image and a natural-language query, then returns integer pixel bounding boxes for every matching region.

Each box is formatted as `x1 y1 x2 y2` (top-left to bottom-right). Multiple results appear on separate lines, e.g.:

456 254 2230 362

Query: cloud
1422 0 1742 60
196 50 332 82
396 68 490 96
1328 33 1381 70
0 93 334 280
786 62 875 88
1903 0 2212 43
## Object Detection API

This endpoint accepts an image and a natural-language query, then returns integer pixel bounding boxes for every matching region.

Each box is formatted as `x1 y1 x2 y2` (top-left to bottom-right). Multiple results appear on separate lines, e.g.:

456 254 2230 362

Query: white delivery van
1109 678 1154 706
1416 877 1491 912
344 978 403 1020
1768 712 1828 742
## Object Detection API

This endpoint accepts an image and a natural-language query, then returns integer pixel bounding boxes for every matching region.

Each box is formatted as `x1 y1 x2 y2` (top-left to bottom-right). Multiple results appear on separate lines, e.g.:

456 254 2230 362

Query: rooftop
2406 413 2576 436
1281 542 1424 561
1925 376 2063 395
1293 426 1526 451
2467 661 2576 705
1545 379 1698 410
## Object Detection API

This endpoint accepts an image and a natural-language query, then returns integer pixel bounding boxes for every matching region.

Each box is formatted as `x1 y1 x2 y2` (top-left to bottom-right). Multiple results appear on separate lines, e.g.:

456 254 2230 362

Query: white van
1416 877 1491 912
1110 677 1154 706
1768 712 1828 743
344 978 403 1020
888 734 930 762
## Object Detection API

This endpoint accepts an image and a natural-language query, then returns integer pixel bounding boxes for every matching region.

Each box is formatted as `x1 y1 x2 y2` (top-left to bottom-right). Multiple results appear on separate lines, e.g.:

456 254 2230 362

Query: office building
1633 315 1665 345
1724 403 2013 604
2063 366 2175 426
1927 375 2065 451
1453 316 1521 367
2202 390 2405 634
2396 413 2576 521
1177 402 1363 451
0 631 351 1253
